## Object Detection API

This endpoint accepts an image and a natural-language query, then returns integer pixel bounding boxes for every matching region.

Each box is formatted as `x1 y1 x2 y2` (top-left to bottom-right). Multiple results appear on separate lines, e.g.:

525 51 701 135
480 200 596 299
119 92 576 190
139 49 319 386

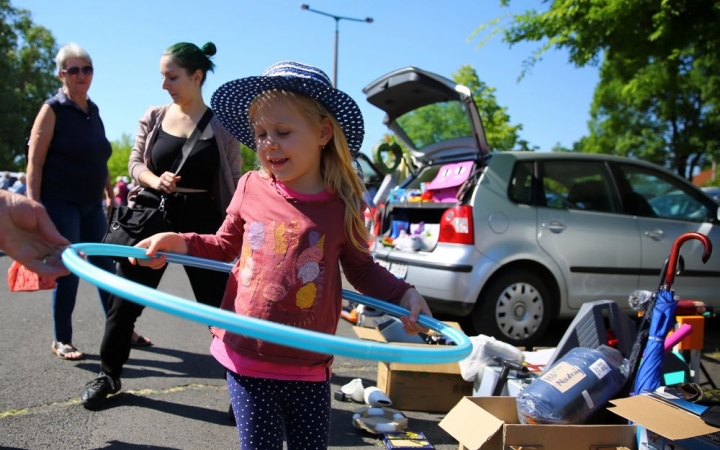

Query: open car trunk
363 67 490 252
371 158 486 253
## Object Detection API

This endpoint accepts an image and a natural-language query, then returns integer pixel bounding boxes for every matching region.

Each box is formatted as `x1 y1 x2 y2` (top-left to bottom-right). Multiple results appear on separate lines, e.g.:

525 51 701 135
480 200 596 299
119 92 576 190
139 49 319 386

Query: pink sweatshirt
182 171 412 369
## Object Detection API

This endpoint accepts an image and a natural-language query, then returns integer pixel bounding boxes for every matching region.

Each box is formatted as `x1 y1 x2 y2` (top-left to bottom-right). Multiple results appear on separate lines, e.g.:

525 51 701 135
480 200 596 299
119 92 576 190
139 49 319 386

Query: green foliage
454 65 523 151
479 0 720 179
551 142 572 153
0 0 57 170
107 134 133 181
396 100 471 148
241 144 257 173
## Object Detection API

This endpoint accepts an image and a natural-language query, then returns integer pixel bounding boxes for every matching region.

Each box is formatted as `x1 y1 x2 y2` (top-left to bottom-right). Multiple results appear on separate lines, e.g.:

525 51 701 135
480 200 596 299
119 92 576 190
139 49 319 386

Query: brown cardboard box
608 393 720 448
439 396 637 450
352 323 473 413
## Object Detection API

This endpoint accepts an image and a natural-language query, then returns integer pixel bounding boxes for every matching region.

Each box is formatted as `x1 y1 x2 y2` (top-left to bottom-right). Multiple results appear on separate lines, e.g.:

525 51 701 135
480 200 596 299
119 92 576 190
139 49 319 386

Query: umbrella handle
665 232 712 286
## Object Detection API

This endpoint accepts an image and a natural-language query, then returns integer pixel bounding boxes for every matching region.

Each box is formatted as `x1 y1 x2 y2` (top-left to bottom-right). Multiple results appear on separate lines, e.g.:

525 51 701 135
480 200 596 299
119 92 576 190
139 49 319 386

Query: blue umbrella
634 232 712 395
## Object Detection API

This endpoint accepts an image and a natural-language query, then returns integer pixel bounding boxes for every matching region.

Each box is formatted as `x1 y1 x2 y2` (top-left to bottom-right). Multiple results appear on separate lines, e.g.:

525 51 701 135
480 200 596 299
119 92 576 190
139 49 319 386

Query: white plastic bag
458 334 524 382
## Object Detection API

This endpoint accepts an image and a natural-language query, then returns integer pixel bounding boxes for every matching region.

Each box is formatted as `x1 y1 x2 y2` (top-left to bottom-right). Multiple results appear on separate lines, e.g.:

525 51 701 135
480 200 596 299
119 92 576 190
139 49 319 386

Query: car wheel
472 270 552 347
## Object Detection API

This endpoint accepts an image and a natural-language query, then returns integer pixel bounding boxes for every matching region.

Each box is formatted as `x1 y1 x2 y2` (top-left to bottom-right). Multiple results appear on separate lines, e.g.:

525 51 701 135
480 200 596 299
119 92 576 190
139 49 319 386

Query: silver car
363 67 720 346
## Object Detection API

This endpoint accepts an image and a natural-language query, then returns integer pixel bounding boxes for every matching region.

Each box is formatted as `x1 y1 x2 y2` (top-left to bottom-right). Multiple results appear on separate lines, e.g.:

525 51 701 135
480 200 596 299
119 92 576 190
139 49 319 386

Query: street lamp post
300 4 373 87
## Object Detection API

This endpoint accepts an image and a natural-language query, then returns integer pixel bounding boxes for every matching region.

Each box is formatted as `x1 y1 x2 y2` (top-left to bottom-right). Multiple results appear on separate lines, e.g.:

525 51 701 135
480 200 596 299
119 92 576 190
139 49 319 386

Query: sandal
51 341 84 360
131 333 153 347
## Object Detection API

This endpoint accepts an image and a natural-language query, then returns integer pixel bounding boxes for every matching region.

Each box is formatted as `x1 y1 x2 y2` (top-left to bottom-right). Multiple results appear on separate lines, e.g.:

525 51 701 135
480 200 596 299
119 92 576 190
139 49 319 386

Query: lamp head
300 4 309 10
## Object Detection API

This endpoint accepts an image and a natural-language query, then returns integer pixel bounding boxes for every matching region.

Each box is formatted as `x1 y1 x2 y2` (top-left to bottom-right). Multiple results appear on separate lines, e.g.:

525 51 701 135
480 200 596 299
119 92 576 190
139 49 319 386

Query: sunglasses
63 65 94 76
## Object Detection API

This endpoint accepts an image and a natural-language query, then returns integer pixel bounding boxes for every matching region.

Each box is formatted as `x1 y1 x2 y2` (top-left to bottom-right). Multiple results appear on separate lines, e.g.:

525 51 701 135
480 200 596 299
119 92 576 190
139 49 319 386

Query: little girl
133 60 432 450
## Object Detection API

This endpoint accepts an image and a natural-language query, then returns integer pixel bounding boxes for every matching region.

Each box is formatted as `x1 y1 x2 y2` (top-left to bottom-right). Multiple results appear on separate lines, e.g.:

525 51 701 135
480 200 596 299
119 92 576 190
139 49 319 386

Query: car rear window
395 100 472 150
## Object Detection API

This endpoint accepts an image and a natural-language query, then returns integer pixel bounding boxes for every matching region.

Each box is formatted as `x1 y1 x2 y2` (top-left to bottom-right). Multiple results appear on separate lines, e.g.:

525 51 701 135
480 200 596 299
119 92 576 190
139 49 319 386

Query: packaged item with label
516 345 627 424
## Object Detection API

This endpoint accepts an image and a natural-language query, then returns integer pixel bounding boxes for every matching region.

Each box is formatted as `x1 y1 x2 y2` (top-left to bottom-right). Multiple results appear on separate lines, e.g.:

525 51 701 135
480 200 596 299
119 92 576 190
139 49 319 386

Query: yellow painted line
0 383 225 419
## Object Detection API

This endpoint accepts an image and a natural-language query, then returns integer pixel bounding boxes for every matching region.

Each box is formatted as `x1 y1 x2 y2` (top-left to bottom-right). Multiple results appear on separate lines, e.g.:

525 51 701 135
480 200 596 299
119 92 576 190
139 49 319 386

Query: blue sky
16 0 599 157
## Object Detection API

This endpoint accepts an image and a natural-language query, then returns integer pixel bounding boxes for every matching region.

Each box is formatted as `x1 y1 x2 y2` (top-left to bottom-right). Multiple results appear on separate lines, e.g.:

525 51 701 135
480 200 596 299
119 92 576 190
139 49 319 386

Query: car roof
499 151 670 166
493 151 701 187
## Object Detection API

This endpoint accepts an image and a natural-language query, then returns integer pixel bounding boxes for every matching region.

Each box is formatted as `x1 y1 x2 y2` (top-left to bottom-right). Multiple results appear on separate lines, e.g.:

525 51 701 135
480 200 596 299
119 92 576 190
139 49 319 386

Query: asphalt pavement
1 255 719 450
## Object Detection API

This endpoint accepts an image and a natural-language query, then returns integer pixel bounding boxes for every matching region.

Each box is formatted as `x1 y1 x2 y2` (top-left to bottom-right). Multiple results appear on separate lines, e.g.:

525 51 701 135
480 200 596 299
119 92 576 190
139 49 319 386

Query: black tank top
151 126 220 190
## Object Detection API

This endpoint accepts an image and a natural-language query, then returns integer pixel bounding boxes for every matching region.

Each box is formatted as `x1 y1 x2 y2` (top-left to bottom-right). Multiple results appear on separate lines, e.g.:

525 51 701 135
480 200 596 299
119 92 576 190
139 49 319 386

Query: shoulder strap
172 108 214 175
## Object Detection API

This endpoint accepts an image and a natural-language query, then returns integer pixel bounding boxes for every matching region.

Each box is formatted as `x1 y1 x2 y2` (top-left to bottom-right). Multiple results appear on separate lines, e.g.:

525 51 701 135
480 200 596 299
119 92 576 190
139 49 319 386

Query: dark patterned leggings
227 370 331 450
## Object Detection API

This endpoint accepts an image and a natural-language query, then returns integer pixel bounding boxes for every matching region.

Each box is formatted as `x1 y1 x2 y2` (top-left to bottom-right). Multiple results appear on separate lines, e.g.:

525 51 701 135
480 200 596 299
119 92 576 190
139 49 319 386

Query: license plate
375 259 408 279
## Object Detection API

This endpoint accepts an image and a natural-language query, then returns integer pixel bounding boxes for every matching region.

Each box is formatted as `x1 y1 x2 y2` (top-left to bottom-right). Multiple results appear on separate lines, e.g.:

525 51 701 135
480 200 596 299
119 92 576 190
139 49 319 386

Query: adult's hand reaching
0 190 70 278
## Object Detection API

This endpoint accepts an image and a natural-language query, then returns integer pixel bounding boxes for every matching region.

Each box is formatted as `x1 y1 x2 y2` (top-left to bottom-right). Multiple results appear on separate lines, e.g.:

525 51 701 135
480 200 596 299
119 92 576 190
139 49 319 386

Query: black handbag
103 191 168 249
102 109 214 256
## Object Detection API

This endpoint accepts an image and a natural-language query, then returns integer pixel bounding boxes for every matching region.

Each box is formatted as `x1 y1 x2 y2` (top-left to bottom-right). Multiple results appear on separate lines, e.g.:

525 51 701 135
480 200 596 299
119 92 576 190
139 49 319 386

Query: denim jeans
42 199 116 343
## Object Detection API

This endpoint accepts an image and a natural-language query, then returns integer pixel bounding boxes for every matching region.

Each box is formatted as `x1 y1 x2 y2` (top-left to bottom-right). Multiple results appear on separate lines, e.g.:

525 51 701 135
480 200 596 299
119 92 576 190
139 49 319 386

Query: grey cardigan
128 104 243 213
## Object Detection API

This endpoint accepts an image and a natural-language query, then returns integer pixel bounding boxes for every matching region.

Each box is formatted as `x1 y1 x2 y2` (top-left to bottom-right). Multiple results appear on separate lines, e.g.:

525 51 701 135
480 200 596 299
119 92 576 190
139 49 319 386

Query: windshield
395 100 472 150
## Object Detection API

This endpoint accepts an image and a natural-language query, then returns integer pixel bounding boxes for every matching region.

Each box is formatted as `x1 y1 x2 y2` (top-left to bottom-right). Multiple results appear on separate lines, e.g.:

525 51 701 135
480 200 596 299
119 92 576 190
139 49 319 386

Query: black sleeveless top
151 126 220 190
41 90 112 204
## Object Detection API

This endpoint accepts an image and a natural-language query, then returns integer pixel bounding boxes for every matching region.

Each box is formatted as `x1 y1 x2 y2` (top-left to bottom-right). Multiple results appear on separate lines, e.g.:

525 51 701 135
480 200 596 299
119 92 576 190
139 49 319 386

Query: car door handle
644 229 665 240
542 221 566 233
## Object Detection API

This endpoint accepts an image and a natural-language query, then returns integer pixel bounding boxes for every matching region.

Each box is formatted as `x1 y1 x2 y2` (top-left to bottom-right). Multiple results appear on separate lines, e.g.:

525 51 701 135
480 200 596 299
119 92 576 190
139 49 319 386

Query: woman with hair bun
80 41 242 409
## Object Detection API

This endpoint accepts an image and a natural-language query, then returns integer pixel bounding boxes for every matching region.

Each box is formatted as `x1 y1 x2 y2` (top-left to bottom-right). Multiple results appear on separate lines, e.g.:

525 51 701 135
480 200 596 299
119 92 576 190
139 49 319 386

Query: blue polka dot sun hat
211 60 365 156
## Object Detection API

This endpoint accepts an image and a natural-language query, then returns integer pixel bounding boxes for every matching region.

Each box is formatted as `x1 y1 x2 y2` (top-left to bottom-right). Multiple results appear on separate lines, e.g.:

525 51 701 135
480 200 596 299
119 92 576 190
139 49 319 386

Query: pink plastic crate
424 161 473 202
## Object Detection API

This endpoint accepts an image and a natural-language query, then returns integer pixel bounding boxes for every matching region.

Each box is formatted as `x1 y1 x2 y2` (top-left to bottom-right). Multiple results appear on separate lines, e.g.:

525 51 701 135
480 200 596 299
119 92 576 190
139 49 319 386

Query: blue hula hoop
62 243 471 364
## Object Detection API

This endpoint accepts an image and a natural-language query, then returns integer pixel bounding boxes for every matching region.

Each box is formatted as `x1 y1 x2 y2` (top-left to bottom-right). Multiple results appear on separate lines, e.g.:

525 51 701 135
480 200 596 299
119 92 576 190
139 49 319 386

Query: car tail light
364 206 381 247
438 205 474 244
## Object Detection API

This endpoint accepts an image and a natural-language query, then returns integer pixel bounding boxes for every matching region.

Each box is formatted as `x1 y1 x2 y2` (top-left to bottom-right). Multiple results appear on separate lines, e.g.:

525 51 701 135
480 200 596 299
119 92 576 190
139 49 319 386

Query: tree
387 65 524 153
454 65 523 152
0 0 57 170
578 53 720 179
241 144 257 174
107 134 133 181
478 0 720 179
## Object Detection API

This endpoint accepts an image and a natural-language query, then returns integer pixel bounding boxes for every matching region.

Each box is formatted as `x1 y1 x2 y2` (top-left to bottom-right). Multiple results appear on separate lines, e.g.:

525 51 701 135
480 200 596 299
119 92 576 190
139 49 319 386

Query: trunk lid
362 66 490 165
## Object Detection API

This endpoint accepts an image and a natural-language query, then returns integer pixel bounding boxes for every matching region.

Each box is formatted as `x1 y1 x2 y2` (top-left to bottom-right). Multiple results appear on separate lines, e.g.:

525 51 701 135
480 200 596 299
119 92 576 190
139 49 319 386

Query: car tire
471 270 552 347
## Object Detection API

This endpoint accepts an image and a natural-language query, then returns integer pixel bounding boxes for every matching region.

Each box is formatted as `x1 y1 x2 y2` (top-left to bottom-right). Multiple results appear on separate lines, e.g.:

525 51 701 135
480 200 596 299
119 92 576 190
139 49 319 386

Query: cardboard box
608 393 720 450
439 396 637 450
352 323 473 413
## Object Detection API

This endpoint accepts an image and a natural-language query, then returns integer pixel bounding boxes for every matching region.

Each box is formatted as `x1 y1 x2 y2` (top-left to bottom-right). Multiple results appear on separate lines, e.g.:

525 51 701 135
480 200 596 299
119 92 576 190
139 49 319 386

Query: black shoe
80 373 121 409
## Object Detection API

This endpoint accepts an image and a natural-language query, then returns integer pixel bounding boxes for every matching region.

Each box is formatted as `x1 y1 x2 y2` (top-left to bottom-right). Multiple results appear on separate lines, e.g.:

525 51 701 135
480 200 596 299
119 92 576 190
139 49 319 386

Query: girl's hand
129 232 188 268
152 171 181 194
398 288 432 335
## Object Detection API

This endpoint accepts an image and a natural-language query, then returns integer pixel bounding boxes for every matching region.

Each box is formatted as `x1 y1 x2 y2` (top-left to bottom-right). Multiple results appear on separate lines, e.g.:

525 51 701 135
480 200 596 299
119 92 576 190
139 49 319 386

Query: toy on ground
352 405 408 434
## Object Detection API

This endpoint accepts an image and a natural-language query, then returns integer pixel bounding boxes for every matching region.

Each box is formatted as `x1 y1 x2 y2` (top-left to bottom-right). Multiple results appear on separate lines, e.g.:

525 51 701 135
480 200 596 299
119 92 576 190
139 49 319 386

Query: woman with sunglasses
26 43 127 361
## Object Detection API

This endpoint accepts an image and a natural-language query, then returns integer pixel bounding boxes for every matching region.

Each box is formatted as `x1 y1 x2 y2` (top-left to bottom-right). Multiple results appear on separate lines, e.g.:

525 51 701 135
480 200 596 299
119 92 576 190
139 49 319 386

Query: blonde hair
249 90 370 253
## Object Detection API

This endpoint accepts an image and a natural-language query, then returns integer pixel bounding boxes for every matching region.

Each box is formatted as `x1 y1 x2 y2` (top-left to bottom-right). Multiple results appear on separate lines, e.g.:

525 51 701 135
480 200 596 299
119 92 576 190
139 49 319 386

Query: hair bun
202 42 217 57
